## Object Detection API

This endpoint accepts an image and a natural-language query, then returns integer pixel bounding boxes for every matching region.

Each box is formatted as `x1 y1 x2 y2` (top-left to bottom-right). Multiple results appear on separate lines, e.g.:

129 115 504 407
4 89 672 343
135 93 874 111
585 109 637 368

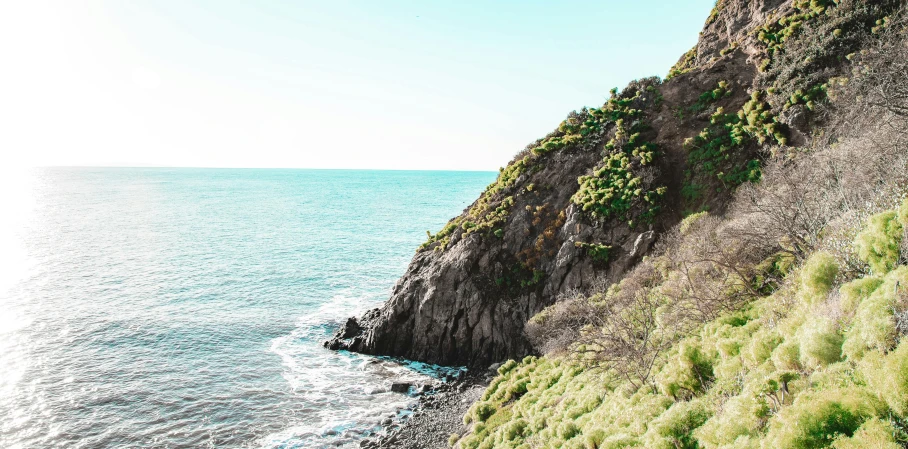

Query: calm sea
0 167 494 449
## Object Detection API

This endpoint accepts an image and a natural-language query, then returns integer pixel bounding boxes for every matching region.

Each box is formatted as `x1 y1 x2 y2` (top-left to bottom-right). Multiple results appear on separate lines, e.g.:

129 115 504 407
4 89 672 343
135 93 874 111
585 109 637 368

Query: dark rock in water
323 309 381 351
390 382 412 393
340 317 363 339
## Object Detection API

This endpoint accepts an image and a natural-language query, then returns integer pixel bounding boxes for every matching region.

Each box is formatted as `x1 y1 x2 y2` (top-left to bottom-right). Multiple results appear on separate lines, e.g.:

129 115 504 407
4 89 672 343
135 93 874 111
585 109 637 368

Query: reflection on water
0 167 492 448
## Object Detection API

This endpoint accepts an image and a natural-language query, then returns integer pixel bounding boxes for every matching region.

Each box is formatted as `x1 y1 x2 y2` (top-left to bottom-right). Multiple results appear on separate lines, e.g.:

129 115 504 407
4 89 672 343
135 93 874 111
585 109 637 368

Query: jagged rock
780 104 808 130
324 309 380 351
340 317 362 339
488 362 502 372
390 382 413 393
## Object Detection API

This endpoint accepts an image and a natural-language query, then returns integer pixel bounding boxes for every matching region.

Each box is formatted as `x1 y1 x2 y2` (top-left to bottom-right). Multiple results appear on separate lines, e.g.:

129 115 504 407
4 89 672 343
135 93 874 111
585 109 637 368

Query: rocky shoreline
360 371 490 449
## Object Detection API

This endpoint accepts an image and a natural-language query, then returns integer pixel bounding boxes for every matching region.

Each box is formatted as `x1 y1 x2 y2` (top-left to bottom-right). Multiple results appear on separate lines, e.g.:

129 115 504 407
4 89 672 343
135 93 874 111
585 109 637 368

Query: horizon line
29 165 500 173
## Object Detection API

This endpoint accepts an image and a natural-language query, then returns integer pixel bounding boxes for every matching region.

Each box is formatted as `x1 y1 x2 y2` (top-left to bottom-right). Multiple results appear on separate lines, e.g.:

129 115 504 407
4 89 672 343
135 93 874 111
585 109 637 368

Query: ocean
0 167 496 449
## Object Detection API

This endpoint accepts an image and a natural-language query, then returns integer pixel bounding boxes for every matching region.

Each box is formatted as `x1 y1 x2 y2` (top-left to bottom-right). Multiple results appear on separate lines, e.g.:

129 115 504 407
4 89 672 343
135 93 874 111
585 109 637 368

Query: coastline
360 371 490 449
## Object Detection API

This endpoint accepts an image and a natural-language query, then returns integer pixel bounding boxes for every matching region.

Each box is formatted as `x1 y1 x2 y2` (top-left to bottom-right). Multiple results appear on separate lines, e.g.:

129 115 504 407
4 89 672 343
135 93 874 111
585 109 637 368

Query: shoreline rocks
359 372 488 449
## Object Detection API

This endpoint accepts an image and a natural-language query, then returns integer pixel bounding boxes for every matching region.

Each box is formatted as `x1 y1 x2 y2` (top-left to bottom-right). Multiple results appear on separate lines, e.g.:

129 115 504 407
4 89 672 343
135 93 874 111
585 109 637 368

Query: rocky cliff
326 0 903 368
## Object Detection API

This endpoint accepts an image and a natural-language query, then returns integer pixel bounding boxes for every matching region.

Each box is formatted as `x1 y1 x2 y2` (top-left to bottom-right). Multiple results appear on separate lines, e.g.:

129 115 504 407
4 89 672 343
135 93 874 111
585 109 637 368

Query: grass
456 200 908 449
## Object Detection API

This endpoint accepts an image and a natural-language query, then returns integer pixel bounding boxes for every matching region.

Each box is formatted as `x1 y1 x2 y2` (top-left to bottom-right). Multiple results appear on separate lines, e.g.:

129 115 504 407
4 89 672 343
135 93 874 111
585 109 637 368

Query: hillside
330 0 908 447
327 0 904 367
449 0 908 447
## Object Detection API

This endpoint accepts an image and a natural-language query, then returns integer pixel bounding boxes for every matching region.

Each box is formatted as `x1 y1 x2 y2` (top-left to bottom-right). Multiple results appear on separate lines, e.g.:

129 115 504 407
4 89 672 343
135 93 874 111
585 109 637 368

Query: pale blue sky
1 1 715 170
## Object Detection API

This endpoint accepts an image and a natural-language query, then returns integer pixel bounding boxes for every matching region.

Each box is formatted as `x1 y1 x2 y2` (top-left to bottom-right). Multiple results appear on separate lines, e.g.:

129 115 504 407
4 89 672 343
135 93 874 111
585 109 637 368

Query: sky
0 0 715 171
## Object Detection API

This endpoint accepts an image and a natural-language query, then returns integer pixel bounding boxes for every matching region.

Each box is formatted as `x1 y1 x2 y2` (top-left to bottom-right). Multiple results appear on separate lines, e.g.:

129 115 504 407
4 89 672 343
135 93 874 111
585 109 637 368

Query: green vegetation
691 80 731 113
421 81 665 251
574 242 612 263
705 0 725 26
683 90 782 204
785 83 828 111
421 218 464 252
456 201 908 449
443 4 908 448
571 85 667 225
757 0 838 65
855 210 904 275
667 46 697 80
494 263 546 291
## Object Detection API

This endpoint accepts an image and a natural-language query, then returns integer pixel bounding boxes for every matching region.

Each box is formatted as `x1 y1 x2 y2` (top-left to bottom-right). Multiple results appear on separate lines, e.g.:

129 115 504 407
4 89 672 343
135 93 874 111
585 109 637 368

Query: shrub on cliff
855 210 903 275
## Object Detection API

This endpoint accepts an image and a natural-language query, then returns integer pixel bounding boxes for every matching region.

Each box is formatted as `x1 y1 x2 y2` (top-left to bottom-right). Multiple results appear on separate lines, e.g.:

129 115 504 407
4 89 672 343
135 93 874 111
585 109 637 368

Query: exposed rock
368 372 488 449
390 382 413 394
323 308 380 351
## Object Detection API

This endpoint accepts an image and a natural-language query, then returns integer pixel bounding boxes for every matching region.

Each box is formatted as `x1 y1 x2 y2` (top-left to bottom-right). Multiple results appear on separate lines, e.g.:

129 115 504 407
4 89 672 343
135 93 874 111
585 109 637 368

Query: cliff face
326 0 900 367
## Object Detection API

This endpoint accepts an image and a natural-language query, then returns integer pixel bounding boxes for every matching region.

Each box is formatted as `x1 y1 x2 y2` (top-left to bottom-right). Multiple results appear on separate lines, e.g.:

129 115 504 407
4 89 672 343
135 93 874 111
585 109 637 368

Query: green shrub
799 251 840 303
863 339 908 416
572 125 665 223
772 341 802 371
695 393 769 448
474 402 498 423
557 421 581 440
764 388 883 449
498 359 519 375
691 81 732 112
582 429 606 449
503 418 528 441
745 328 783 366
570 85 666 224
642 399 713 449
667 47 697 80
798 317 843 368
421 217 463 251
449 433 461 447
575 242 612 263
682 91 780 206
855 210 903 274
657 341 715 398
679 211 708 235
831 418 901 449
839 276 884 314
784 83 828 111
507 378 530 399
843 267 908 360
899 198 908 228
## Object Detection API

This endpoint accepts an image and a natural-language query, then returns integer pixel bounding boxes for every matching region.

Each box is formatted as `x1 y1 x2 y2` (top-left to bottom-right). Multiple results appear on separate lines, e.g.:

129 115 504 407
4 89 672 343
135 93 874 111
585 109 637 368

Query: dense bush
855 210 904 274
763 388 883 449
831 418 902 449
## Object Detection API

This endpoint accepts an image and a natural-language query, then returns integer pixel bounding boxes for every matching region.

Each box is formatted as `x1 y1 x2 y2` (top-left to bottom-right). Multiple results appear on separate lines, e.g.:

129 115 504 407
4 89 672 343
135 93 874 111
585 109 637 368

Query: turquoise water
0 168 494 449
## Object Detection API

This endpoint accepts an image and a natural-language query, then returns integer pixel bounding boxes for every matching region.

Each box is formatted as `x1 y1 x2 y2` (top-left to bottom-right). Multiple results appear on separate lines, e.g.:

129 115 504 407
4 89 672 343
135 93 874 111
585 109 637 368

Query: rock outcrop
325 0 894 367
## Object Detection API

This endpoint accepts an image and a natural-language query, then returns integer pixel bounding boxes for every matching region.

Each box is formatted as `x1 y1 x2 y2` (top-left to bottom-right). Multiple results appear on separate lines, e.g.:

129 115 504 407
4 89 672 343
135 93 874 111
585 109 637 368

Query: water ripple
0 168 493 448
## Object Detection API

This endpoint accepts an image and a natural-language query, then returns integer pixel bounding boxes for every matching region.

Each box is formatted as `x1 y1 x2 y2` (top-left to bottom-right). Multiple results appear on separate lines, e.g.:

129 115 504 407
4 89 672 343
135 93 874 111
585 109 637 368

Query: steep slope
443 1 908 448
326 0 903 369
